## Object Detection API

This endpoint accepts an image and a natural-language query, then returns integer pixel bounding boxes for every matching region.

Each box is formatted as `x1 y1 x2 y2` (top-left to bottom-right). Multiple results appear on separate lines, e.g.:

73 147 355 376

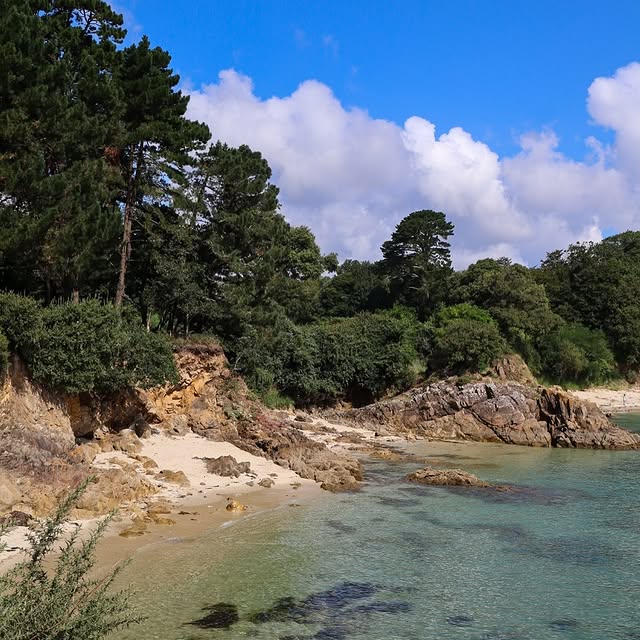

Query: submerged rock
404 467 492 487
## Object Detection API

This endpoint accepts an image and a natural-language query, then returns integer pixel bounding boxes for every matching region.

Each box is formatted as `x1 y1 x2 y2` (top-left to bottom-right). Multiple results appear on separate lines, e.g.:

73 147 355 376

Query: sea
113 415 640 640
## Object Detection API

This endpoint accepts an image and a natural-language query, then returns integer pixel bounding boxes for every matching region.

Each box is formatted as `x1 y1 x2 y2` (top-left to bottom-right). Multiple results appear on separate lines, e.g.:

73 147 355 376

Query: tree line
1 1 639 405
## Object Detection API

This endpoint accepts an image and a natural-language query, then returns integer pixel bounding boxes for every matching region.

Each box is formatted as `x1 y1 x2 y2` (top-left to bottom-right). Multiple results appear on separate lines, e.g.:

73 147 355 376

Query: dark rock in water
549 618 579 632
325 519 357 534
447 614 474 627
351 601 412 614
405 467 493 487
188 602 239 629
313 626 348 640
328 380 640 450
199 455 251 477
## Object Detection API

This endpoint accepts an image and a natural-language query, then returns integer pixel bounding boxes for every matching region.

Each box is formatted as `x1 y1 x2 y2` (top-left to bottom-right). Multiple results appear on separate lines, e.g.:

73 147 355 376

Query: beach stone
119 520 148 538
200 455 251 477
405 467 491 487
225 498 248 512
258 477 275 488
155 469 190 487
0 510 32 527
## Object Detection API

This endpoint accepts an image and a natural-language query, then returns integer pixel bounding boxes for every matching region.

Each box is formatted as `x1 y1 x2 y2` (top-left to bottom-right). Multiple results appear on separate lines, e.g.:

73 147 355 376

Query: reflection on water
113 414 640 640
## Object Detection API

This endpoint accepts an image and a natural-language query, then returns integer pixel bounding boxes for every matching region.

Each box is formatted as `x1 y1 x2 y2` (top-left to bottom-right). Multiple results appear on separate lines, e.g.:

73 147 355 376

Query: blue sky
115 1 640 265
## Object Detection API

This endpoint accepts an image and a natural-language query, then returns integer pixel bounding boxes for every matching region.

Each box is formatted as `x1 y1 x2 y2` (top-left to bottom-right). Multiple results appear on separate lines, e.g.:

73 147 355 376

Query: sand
0 431 320 572
571 387 640 413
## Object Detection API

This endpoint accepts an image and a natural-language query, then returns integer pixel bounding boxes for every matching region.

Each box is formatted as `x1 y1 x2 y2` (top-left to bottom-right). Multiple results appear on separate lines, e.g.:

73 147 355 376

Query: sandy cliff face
330 381 640 449
0 345 362 517
140 344 363 491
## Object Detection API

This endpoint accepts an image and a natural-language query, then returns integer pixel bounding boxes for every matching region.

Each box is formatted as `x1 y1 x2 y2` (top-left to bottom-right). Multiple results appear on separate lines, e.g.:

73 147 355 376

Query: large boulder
201 455 251 477
405 467 492 487
330 381 639 450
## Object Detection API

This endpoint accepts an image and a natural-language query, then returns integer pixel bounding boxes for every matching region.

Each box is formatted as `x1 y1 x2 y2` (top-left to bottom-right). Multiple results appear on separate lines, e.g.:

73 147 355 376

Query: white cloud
186 62 640 268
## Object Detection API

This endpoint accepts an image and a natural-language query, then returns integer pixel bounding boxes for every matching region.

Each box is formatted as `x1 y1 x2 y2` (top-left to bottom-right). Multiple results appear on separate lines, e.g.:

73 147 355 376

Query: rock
155 469 190 487
200 455 251 477
119 520 148 538
0 510 33 527
68 441 101 464
329 381 640 450
225 498 248 512
258 477 275 488
146 512 175 526
146 501 173 515
111 429 142 454
404 467 492 487
131 454 158 471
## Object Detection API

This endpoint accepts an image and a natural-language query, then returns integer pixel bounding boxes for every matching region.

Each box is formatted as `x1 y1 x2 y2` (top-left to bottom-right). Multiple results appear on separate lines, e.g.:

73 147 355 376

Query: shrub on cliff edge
0 294 178 393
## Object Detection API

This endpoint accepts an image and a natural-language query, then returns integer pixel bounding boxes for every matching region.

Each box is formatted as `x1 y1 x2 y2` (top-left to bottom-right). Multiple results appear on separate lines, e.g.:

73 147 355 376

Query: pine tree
113 35 210 306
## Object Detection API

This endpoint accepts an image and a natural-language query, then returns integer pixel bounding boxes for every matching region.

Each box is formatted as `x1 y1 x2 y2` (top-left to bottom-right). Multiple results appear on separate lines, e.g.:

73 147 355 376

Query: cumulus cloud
186 62 640 267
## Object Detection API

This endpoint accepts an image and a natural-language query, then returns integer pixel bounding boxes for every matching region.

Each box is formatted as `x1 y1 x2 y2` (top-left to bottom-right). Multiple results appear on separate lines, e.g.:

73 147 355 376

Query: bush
0 294 177 393
540 323 616 385
0 479 141 639
427 304 507 374
29 301 178 393
235 310 421 405
0 292 43 354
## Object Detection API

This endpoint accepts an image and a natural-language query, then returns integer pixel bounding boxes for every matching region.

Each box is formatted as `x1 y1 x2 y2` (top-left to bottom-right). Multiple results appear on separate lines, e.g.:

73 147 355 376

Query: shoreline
1 420 385 573
571 387 640 414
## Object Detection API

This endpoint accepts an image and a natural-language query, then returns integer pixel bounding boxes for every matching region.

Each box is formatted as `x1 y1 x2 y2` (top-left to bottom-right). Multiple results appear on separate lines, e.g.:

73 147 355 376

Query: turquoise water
114 416 640 640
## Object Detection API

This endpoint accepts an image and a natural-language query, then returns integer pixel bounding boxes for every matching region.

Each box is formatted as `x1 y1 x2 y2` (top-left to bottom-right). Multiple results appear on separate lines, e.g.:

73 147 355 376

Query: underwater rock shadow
187 602 239 629
248 581 414 639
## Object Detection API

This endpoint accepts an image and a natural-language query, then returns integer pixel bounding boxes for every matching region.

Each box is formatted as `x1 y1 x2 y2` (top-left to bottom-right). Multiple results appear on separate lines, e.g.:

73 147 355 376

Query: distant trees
381 210 454 318
1 0 637 404
537 231 640 374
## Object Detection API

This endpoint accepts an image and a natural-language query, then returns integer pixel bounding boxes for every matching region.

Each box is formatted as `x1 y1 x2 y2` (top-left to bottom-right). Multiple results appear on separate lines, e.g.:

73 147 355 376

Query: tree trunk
115 143 143 306
72 288 79 304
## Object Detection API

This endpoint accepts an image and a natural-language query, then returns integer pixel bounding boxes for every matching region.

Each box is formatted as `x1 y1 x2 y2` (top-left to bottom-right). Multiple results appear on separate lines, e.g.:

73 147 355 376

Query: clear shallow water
114 415 640 640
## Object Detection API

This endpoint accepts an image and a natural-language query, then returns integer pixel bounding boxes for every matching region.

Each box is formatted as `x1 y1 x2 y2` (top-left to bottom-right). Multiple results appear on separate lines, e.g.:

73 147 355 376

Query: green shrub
0 292 43 355
29 301 178 393
0 479 141 639
0 294 177 393
540 323 616 385
0 330 8 377
427 304 507 374
235 310 421 405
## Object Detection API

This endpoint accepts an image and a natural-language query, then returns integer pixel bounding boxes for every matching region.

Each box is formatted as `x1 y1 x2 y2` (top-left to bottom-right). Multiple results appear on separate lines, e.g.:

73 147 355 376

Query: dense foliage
0 480 141 639
236 310 420 406
0 294 177 393
0 0 637 401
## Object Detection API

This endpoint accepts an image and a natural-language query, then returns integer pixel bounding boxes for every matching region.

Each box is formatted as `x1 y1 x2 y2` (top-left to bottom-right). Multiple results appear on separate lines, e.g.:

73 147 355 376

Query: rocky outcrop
330 381 640 450
405 467 492 487
141 345 363 492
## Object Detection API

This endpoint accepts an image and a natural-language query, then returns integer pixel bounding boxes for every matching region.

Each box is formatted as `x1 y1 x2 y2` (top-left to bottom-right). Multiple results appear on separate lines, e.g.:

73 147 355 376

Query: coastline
1 420 386 573
571 387 640 413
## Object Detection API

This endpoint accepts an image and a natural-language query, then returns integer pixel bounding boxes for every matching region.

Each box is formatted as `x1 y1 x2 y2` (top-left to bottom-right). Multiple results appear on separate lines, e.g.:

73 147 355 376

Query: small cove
112 415 640 640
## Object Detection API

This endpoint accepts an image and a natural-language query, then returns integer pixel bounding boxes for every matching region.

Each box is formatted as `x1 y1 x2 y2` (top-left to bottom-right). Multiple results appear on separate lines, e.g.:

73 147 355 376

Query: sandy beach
571 387 640 413
0 430 323 571
1 418 385 572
